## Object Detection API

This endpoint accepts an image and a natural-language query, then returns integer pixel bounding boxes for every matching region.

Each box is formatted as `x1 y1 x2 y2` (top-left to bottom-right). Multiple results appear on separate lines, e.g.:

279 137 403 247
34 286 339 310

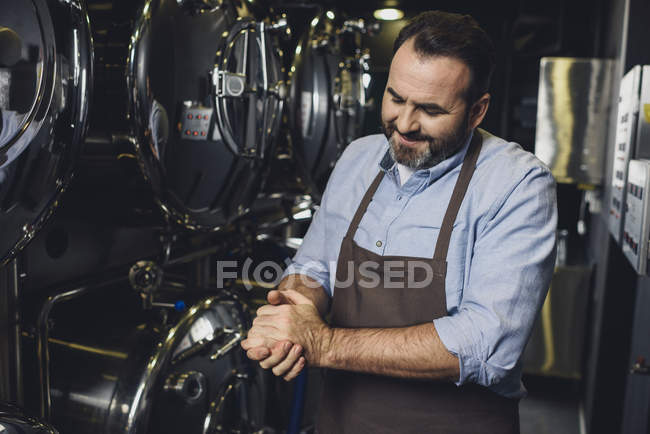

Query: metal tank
127 0 288 231
22 282 269 434
288 10 377 197
0 0 93 265
0 402 58 433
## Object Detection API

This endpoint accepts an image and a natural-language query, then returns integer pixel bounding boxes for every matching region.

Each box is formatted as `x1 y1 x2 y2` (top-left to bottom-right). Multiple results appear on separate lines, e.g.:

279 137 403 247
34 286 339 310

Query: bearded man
242 10 557 434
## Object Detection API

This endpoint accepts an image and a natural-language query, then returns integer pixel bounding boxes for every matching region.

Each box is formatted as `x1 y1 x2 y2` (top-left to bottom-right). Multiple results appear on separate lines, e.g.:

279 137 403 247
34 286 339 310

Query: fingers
246 346 270 361
267 290 283 305
266 289 314 307
272 343 302 377
256 304 285 316
252 312 277 327
259 340 292 369
283 356 306 382
241 335 275 350
256 305 273 316
281 289 314 306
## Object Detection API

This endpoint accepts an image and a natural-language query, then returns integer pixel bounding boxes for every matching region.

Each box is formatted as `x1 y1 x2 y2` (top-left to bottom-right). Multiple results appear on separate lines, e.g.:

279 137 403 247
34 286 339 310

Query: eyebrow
386 87 450 114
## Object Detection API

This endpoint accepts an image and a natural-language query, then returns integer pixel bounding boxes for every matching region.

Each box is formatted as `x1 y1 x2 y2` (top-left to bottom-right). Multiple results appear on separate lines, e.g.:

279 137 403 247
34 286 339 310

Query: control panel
609 66 642 243
179 104 213 141
623 159 650 274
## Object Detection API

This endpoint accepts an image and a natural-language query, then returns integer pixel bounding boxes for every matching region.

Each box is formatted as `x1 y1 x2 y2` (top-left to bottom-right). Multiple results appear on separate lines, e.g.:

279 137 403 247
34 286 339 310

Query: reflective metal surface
0 0 93 265
28 286 268 434
127 0 286 230
0 402 58 434
288 11 376 196
0 260 22 405
35 276 128 420
534 57 616 185
522 265 592 379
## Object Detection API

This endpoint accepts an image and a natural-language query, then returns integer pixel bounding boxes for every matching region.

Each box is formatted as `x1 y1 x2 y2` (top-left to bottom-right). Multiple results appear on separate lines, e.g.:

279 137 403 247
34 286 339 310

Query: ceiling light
373 8 404 21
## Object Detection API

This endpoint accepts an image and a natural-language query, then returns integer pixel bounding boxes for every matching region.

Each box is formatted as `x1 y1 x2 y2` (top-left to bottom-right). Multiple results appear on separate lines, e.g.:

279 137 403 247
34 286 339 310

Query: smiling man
242 11 557 434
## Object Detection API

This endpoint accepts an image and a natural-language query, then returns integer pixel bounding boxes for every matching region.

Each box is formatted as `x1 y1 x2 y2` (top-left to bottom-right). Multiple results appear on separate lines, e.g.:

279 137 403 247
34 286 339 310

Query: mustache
383 123 434 143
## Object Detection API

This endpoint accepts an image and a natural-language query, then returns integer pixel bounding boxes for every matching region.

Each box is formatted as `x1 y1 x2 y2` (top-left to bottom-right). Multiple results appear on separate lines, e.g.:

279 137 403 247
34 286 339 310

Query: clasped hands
241 289 331 381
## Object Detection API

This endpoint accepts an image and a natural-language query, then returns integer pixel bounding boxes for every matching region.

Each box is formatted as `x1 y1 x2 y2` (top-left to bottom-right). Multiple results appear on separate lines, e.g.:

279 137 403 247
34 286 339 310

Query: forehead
387 38 471 106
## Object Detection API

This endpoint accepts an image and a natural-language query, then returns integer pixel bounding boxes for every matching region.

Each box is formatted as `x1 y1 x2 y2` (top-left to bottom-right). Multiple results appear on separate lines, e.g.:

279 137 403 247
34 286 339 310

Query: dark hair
393 11 496 103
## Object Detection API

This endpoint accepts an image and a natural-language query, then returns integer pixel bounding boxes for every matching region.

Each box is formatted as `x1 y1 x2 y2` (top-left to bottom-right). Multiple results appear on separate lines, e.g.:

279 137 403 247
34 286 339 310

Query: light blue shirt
284 128 557 398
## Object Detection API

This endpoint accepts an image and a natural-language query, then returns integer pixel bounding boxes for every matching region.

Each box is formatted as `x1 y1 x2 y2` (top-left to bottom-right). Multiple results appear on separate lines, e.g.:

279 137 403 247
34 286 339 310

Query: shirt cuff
434 316 514 389
433 316 479 386
282 262 332 297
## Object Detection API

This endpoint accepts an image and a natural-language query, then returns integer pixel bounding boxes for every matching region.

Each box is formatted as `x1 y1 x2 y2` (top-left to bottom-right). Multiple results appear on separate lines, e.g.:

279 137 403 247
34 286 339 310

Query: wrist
312 324 334 368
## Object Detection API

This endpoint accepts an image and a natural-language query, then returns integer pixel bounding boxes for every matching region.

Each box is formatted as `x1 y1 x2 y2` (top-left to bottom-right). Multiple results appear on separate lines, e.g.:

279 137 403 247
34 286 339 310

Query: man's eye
424 110 442 116
391 98 404 104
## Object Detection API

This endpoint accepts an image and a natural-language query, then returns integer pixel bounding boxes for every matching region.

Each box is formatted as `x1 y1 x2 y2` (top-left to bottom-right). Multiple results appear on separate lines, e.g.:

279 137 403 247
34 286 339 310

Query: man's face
381 38 474 169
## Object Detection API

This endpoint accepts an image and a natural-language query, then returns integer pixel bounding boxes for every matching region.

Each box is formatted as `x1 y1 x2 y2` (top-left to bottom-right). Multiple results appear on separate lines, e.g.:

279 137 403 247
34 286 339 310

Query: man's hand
243 287 305 380
242 274 330 380
250 290 331 364
241 290 332 378
245 339 306 381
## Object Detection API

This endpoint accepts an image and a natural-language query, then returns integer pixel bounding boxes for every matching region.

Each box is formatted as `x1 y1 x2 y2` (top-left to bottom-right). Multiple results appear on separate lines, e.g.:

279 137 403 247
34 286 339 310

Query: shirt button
397 195 402 200
376 240 382 247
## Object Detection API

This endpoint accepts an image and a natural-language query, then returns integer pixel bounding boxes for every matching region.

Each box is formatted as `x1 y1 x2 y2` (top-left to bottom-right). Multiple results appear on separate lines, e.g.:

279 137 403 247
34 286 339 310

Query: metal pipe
164 243 226 267
36 275 127 420
8 260 21 406
0 259 22 405
191 255 213 290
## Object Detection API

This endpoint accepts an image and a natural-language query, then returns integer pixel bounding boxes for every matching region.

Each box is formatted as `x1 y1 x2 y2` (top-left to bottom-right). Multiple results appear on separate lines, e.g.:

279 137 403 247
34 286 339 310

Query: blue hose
287 369 308 434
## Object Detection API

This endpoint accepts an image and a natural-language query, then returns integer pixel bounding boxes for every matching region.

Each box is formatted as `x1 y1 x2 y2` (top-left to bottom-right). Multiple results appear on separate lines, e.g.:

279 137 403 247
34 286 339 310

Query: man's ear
469 93 490 129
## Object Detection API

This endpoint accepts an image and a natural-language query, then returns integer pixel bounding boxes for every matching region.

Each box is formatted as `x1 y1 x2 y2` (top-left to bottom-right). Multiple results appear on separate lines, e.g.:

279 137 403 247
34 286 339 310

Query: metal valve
129 260 163 309
171 327 242 365
210 328 242 360
164 371 207 404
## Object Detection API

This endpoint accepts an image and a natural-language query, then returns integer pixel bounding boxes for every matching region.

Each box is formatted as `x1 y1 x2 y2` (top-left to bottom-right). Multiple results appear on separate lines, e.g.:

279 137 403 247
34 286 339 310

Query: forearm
278 273 330 317
318 322 459 381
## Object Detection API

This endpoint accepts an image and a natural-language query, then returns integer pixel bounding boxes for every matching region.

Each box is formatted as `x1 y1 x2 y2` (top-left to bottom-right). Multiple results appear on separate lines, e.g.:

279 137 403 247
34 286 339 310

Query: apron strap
433 131 483 261
345 171 385 240
344 131 483 251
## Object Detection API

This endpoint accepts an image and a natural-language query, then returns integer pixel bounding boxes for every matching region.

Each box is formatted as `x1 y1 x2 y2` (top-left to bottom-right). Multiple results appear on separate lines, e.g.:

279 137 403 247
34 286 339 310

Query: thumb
281 289 314 306
267 290 284 305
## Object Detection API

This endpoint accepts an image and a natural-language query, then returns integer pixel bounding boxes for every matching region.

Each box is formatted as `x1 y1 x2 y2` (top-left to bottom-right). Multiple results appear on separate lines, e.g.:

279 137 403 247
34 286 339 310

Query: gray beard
388 129 470 169
384 109 471 170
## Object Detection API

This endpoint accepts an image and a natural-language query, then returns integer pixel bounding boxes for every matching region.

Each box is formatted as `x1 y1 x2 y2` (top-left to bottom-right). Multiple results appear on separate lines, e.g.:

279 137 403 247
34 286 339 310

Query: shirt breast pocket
395 221 468 311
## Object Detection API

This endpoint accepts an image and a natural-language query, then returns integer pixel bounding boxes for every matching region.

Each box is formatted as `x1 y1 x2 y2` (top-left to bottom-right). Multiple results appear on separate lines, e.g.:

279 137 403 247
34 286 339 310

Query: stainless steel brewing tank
0 0 93 265
0 402 58 433
127 0 287 231
288 11 375 196
24 288 268 434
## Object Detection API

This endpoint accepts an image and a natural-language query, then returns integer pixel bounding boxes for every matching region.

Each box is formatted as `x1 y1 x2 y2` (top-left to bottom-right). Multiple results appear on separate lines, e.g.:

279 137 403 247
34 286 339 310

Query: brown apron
317 133 520 434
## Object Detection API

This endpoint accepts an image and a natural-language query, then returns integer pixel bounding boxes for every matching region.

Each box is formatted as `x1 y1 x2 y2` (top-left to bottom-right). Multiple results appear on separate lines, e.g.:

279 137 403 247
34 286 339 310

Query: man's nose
395 106 419 135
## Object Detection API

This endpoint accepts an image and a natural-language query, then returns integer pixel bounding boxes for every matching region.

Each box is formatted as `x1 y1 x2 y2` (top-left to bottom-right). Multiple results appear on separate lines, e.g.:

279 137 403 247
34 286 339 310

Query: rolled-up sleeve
433 166 557 394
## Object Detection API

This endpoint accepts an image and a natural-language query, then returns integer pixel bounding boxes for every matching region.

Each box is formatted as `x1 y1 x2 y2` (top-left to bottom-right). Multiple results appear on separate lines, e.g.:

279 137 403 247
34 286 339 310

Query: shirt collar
379 129 475 185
